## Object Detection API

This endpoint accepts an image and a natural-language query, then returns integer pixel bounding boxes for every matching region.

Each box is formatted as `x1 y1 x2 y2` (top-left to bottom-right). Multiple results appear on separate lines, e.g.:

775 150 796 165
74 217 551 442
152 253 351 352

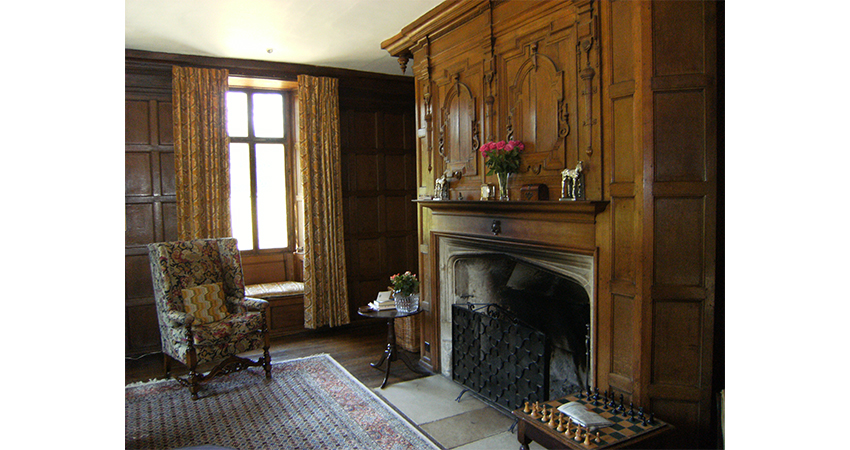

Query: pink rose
496 141 506 150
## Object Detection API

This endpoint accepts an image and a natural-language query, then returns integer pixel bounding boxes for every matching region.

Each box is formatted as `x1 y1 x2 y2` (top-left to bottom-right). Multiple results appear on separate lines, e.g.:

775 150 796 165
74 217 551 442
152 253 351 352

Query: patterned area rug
126 354 440 450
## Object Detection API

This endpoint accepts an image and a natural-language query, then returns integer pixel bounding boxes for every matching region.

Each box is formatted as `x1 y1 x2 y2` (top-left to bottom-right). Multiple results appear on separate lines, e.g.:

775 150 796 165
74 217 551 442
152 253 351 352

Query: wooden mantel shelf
414 199 609 215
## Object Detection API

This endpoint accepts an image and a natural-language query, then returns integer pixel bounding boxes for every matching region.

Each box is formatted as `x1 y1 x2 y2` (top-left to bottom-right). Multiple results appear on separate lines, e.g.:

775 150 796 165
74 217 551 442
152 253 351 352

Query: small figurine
560 161 584 201
433 174 448 200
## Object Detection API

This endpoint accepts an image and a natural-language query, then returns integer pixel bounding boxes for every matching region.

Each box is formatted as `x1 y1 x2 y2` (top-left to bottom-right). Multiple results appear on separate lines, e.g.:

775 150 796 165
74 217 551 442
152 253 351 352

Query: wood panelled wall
383 1 721 448
125 50 416 355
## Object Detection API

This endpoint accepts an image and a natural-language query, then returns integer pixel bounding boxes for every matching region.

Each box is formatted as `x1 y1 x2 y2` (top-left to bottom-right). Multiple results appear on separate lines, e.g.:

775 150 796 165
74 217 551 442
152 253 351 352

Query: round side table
357 306 428 388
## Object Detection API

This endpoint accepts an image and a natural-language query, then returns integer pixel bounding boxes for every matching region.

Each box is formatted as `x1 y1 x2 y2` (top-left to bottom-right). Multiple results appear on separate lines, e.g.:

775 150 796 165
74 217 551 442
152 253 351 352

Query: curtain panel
172 66 232 240
297 75 350 329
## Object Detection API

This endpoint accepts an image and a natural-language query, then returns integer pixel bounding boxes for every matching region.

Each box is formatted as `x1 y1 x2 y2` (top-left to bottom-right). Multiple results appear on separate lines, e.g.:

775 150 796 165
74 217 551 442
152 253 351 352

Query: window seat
245 281 305 337
245 281 305 299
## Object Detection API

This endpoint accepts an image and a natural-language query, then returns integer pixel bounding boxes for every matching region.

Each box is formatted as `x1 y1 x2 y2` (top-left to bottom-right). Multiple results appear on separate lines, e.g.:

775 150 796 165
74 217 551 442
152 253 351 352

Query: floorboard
124 320 431 390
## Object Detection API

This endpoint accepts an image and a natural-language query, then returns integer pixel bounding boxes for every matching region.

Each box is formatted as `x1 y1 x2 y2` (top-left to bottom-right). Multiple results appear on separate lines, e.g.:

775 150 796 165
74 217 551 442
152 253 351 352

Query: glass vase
497 172 512 201
393 291 420 313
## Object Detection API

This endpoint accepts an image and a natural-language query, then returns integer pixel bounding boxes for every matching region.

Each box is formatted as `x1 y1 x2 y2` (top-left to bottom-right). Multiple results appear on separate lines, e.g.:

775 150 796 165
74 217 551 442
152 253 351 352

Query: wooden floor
125 320 432 390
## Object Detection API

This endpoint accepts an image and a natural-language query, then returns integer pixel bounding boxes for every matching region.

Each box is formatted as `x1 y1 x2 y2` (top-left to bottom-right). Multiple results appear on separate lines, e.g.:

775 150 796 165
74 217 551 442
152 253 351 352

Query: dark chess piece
638 407 645 419
576 388 584 399
617 394 625 412
648 412 655 425
642 415 648 426
602 390 609 409
628 403 636 422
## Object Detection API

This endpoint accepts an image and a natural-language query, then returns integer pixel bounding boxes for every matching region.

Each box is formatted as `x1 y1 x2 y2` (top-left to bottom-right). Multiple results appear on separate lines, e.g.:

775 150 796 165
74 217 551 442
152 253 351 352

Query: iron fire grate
452 303 549 411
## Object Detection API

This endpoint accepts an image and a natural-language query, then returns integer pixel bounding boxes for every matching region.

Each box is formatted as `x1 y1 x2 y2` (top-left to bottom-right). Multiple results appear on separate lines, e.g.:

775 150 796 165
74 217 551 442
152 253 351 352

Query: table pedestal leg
369 316 428 389
370 318 397 389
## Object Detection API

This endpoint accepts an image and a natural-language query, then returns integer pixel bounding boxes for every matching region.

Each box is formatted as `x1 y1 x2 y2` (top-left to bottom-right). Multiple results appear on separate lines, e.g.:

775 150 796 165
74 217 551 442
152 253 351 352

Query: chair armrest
228 296 268 313
161 309 195 327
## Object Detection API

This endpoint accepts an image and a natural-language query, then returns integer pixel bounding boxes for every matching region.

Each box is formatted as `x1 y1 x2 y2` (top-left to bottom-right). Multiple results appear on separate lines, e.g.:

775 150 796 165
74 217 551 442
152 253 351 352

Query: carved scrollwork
558 98 571 138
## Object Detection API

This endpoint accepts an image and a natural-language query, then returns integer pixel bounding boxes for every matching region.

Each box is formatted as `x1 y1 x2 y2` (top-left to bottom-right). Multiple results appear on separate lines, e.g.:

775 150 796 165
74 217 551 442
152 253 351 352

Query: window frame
227 86 297 254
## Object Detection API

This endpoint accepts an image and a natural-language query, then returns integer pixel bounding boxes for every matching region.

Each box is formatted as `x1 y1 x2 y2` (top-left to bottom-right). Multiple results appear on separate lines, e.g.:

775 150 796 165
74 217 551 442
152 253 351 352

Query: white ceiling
125 0 444 76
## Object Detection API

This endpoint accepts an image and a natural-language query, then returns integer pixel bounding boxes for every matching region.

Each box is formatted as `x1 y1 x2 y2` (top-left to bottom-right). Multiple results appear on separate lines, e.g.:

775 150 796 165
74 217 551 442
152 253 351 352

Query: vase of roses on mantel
390 271 420 313
479 140 524 200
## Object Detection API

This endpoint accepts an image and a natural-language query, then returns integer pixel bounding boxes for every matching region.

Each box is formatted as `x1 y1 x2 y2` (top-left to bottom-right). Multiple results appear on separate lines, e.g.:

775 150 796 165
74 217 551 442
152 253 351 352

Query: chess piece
603 390 609 409
584 427 593 446
574 426 584 442
638 406 645 419
557 415 566 432
628 403 636 422
564 418 574 438
618 394 625 412
548 411 558 428
523 401 531 414
541 406 550 422
648 412 655 425
530 402 541 419
595 431 601 443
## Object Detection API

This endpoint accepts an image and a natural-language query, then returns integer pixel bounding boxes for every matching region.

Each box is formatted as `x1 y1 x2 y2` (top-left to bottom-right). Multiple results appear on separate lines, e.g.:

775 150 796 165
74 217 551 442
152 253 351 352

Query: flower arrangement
390 271 420 296
479 140 524 175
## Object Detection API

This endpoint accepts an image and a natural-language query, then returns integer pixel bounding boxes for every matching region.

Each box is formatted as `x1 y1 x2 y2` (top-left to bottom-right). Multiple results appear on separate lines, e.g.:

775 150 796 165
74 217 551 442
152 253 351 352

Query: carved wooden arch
507 43 570 174
438 74 480 177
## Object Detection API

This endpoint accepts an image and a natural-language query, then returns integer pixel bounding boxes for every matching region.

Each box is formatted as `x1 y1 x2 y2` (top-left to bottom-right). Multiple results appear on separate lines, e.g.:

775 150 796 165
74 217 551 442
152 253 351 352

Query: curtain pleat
297 75 350 329
172 66 232 240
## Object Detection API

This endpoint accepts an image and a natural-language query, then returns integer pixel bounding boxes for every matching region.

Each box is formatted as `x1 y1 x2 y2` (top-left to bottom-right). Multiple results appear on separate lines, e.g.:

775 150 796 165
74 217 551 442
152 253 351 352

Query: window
226 87 293 251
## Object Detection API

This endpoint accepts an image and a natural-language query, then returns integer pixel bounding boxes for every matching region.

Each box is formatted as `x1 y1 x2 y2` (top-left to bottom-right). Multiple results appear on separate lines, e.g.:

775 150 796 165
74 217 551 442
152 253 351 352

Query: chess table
512 393 672 449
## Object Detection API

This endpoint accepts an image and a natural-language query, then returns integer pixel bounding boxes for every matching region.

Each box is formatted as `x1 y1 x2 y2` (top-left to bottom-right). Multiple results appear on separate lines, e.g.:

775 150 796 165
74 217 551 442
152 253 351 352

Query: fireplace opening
451 253 591 400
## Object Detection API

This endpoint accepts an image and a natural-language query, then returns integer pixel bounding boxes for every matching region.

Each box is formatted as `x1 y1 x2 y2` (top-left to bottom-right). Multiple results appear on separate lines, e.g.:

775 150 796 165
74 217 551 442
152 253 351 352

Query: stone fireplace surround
439 236 595 399
418 200 607 400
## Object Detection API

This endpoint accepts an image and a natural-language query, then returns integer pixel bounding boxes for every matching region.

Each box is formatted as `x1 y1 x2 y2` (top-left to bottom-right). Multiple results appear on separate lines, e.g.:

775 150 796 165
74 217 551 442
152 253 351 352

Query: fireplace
438 235 596 402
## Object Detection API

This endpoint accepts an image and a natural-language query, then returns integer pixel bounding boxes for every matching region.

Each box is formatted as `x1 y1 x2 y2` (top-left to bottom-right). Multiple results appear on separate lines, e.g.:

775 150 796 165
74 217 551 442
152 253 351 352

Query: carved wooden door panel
499 35 577 177
435 70 482 180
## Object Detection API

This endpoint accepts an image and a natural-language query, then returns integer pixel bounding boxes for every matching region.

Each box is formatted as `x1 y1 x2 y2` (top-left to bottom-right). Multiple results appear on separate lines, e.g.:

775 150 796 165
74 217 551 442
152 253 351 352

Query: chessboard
512 391 671 450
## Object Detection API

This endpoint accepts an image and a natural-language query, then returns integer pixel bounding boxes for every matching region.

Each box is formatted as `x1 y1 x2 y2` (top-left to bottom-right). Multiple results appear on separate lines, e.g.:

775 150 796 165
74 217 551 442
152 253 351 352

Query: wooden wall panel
611 96 634 184
125 153 152 196
610 0 635 85
654 197 704 287
652 0 706 76
125 204 155 246
610 294 635 378
611 198 635 282
654 90 706 182
125 254 154 300
652 300 703 386
125 101 151 144
125 78 173 355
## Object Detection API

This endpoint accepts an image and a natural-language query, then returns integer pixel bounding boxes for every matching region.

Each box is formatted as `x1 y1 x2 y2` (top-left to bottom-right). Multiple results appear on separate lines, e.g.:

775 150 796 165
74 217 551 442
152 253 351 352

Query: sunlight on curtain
297 74 350 329
172 66 232 240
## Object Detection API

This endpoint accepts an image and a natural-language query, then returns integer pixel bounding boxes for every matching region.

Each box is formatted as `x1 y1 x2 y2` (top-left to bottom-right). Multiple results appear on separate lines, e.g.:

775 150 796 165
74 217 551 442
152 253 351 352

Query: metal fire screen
452 303 549 411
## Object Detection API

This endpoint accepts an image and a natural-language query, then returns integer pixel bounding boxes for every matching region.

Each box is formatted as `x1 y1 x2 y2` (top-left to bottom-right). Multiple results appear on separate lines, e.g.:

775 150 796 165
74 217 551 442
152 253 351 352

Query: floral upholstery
147 238 269 368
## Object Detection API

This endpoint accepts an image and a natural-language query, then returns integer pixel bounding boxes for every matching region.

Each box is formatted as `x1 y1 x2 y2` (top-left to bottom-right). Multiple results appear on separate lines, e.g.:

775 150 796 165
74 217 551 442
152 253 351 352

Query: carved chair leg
188 369 201 401
263 346 272 379
163 354 171 379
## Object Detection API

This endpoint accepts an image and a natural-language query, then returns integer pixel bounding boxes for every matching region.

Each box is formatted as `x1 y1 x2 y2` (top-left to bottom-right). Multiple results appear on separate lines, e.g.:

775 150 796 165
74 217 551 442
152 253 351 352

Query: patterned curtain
297 75 350 329
172 66 232 240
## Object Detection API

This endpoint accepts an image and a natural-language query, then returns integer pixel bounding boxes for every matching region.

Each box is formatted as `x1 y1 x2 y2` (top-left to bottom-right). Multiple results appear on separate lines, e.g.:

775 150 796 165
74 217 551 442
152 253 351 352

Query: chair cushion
245 281 305 299
182 282 229 324
191 311 264 346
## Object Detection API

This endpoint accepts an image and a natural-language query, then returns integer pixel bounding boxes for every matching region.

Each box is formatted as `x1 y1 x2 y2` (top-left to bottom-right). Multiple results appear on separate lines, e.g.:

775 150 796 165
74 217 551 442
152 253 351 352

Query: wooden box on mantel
520 184 549 201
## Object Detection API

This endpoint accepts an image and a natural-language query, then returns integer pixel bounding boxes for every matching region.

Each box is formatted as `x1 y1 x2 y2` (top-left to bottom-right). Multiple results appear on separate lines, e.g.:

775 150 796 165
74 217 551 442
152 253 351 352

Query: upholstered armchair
147 238 271 399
